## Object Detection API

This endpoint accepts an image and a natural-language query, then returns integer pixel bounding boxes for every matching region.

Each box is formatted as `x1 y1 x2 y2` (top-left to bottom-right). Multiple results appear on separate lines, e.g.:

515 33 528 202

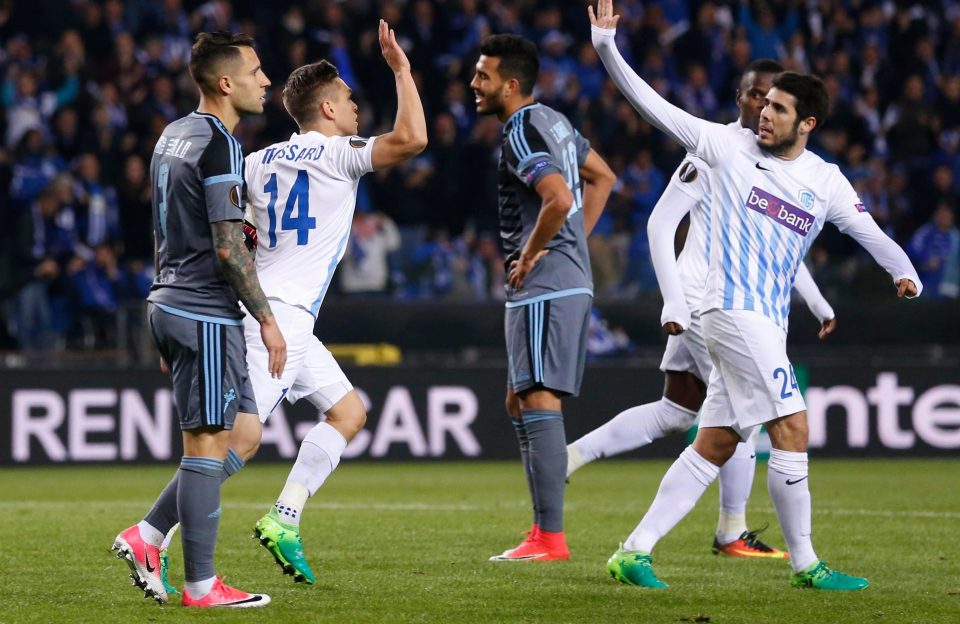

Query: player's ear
217 74 232 96
320 100 335 120
799 116 817 136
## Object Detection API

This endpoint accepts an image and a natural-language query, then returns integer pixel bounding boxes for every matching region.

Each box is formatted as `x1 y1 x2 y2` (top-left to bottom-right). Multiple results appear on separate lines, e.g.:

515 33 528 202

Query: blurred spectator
2 0 960 354
908 202 960 299
340 212 401 295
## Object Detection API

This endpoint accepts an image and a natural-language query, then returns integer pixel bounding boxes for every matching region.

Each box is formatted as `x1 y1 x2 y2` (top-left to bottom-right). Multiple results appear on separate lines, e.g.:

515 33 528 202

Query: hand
160 357 169 375
508 250 549 289
260 318 287 379
896 278 918 298
378 19 410 73
588 0 621 30
662 322 685 336
817 317 836 340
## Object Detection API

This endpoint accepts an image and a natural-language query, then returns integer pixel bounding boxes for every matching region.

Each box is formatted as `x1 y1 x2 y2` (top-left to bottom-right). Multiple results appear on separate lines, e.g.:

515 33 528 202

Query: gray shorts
148 303 256 431
504 293 591 397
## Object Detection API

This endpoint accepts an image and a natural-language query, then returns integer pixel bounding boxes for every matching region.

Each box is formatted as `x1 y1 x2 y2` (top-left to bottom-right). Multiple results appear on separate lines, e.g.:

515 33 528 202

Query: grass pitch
0 459 958 623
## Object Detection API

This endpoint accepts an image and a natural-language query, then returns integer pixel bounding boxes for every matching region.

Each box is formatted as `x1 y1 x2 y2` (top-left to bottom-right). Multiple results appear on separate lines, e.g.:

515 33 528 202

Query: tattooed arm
211 221 286 377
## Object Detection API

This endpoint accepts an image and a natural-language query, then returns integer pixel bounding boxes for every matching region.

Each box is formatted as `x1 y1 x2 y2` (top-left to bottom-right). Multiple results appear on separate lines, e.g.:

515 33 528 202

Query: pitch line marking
1 500 959 519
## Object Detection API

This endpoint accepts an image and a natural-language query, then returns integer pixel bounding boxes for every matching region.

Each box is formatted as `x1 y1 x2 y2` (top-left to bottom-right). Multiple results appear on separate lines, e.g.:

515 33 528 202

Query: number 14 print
264 169 315 247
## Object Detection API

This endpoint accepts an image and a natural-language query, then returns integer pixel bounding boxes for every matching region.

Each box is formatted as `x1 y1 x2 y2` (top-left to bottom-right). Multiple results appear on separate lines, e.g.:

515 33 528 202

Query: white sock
160 522 179 551
767 449 817 572
566 443 586 477
275 484 308 526
276 422 348 525
716 438 756 543
573 398 698 468
624 446 719 553
184 575 215 599
137 520 164 547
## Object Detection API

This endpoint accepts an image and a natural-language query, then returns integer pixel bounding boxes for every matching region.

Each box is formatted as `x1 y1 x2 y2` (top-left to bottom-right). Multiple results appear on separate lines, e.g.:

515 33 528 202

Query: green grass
1 460 958 623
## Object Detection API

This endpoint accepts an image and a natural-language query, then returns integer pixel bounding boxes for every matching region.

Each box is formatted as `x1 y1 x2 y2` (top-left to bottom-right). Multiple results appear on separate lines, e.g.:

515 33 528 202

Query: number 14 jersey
244 131 376 317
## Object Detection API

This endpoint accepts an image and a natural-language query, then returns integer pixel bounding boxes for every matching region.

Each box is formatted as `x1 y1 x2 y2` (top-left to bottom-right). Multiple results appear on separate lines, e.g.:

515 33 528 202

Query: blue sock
143 448 244 536
178 456 224 582
522 409 566 533
511 417 538 527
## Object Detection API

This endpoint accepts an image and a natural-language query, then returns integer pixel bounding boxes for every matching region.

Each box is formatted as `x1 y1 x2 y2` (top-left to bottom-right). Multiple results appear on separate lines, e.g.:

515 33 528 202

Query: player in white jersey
590 0 921 591
241 20 427 584
566 59 837 560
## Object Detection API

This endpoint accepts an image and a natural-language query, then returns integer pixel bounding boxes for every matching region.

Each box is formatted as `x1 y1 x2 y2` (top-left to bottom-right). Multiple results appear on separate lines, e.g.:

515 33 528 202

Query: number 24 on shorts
773 365 798 399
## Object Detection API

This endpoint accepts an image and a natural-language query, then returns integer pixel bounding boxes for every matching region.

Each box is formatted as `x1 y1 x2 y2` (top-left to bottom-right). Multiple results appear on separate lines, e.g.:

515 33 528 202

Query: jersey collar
506 102 540 126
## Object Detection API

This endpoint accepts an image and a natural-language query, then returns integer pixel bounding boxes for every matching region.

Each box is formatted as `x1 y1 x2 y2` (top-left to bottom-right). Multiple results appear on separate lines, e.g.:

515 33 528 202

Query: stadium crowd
1 0 959 353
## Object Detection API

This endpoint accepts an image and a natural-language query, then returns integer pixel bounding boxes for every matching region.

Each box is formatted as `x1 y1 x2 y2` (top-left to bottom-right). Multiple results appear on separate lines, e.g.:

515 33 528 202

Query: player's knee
658 398 699 434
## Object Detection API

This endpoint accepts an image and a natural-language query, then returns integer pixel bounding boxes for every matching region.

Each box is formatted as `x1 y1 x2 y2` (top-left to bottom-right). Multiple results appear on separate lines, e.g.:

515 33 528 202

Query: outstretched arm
792 262 836 339
371 20 428 170
843 217 922 298
589 0 714 161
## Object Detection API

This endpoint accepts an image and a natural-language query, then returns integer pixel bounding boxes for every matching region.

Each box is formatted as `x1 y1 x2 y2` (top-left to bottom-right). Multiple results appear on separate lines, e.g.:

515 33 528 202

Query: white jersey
593 24 922 331
651 122 834 330
244 131 376 316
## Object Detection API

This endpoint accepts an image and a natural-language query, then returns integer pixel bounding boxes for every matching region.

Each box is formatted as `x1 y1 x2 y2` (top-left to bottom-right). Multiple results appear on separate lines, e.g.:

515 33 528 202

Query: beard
758 121 800 156
476 89 504 117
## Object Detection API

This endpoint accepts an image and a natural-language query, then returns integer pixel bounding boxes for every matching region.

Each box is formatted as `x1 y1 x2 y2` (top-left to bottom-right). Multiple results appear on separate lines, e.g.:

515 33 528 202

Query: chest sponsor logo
745 186 815 236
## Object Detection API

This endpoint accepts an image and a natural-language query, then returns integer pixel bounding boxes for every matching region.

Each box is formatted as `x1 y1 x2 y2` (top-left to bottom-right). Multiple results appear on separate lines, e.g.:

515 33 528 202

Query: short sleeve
574 130 591 167
824 170 871 233
199 131 244 223
327 135 376 180
503 122 562 188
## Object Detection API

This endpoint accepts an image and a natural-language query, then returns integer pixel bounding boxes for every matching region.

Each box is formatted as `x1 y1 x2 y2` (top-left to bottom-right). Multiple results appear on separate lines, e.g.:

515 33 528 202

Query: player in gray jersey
112 32 283 609
471 34 616 561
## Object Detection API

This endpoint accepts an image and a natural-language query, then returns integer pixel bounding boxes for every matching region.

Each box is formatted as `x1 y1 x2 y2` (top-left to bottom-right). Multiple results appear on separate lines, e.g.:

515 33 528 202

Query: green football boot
606 544 669 589
790 561 869 591
253 508 316 584
158 548 179 596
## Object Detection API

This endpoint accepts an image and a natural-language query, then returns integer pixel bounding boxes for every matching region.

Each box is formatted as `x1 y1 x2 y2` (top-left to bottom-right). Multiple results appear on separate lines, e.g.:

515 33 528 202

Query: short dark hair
744 59 784 76
189 31 255 95
282 60 341 126
772 72 830 129
479 34 539 96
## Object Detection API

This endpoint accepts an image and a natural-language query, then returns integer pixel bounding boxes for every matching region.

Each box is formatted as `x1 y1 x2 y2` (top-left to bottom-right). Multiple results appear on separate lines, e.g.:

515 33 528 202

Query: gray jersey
148 112 246 321
498 103 593 304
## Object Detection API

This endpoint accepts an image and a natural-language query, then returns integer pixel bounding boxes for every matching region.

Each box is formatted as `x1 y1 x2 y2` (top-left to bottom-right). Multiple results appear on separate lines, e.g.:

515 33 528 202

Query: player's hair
282 60 341 126
772 72 830 129
744 59 784 76
479 34 539 96
189 31 256 95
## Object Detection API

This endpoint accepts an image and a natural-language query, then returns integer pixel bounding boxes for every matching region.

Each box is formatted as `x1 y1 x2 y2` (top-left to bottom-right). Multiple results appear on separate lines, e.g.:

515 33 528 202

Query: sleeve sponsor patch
678 161 698 183
855 203 867 213
523 160 551 185
349 136 369 148
229 185 244 209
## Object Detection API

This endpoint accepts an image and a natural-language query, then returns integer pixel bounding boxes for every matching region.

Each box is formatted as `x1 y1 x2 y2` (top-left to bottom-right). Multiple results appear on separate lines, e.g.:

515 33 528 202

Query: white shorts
243 299 352 423
699 308 805 439
659 312 713 383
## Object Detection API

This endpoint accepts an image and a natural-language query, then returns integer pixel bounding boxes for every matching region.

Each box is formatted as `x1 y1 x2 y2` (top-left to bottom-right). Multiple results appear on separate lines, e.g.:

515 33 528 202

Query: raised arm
589 0 712 160
792 262 836 339
579 148 615 237
371 20 428 170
